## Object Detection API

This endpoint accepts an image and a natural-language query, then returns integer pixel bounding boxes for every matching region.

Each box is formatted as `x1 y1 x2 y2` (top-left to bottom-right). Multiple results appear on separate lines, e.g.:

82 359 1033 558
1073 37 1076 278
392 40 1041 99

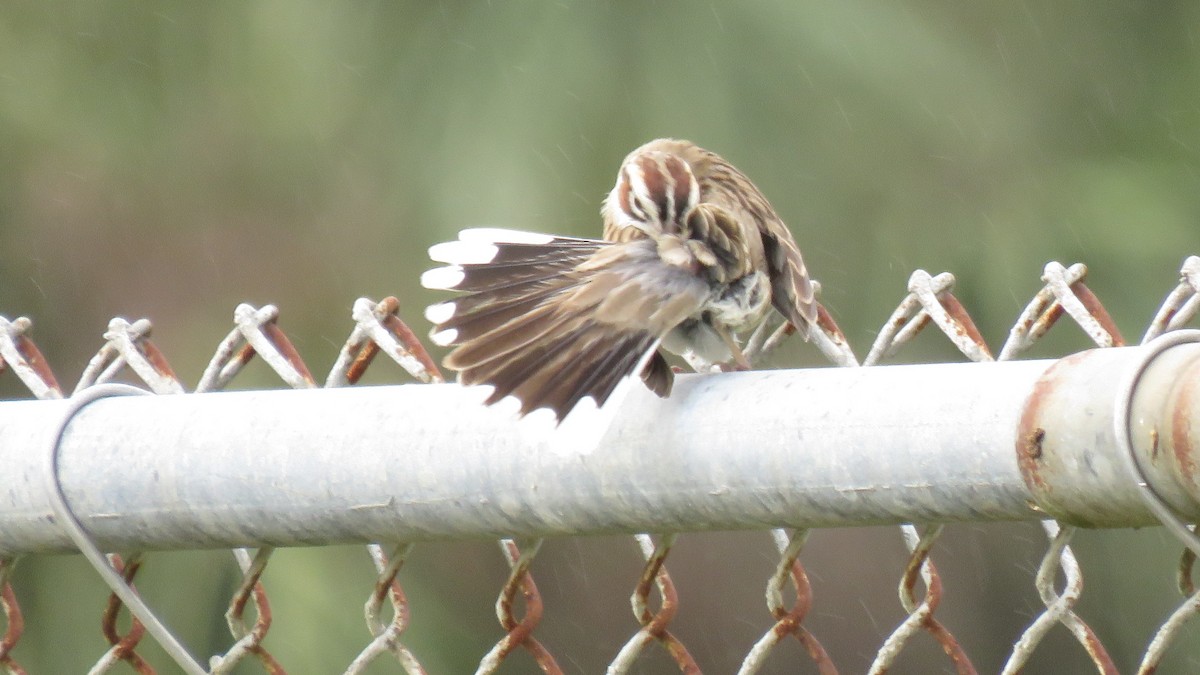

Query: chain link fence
2 255 1199 673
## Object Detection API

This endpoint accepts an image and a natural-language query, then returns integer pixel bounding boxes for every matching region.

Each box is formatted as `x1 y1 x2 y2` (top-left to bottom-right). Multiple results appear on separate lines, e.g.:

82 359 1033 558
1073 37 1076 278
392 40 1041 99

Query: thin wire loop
44 382 207 675
1112 329 1200 558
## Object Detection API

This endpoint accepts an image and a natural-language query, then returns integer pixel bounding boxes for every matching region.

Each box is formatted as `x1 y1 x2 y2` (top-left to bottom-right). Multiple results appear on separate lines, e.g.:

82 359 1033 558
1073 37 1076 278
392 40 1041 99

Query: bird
421 138 818 423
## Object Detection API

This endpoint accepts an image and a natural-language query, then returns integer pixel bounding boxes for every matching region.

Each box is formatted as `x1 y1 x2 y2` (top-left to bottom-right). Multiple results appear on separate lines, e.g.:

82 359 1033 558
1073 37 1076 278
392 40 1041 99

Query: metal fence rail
1 255 1199 674
2 348 1198 552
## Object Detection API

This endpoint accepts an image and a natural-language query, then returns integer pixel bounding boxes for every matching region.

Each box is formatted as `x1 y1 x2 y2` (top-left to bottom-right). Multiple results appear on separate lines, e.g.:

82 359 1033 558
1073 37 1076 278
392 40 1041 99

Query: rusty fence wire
1 255 1199 673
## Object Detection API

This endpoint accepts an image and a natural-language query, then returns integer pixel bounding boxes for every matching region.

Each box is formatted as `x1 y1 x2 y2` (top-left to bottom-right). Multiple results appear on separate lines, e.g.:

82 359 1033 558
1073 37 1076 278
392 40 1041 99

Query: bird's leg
743 312 786 366
716 325 752 371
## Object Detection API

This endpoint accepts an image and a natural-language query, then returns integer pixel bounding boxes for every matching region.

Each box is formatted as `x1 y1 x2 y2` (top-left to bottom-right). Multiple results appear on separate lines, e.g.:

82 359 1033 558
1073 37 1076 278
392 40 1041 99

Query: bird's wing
423 230 707 421
758 218 818 336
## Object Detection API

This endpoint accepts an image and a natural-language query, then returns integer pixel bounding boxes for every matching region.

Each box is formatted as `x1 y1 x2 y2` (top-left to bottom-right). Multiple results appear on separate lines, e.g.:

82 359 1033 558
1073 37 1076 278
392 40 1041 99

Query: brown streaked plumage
422 138 818 422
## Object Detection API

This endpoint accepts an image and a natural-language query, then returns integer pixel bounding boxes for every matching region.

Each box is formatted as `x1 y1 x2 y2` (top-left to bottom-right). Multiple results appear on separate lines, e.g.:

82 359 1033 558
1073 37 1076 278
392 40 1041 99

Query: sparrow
422 138 818 422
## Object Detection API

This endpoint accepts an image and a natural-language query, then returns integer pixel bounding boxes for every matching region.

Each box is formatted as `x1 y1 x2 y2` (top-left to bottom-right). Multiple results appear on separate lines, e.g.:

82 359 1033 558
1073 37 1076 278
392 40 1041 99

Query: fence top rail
2 343 1198 555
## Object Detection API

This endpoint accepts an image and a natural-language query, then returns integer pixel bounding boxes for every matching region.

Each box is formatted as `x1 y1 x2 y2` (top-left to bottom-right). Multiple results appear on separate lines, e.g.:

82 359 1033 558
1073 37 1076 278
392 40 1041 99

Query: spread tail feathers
422 229 674 422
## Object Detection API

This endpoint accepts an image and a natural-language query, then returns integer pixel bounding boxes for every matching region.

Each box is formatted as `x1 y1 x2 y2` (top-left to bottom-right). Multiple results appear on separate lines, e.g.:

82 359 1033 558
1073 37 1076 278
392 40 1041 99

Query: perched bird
422 138 818 422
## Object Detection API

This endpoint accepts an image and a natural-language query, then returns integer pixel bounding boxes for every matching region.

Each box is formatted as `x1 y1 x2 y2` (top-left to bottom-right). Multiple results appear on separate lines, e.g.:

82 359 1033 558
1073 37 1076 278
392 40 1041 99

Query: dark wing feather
438 281 570 344
760 220 818 337
437 242 601 293
512 328 658 417
638 351 673 398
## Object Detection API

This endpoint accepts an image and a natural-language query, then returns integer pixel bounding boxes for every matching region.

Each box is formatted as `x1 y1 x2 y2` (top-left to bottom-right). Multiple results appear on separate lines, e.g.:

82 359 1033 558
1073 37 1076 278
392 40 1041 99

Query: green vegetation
2 2 1198 672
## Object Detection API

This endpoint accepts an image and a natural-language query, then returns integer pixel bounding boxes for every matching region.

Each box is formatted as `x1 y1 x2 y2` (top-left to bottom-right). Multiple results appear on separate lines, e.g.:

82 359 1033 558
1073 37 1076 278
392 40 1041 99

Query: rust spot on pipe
1017 351 1093 498
1017 377 1056 492
1028 428 1046 459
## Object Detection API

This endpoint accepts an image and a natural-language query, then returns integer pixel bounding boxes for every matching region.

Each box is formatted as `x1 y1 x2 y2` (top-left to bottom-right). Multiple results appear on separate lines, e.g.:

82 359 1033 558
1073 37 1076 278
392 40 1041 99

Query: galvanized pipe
1020 338 1200 528
1 344 1198 555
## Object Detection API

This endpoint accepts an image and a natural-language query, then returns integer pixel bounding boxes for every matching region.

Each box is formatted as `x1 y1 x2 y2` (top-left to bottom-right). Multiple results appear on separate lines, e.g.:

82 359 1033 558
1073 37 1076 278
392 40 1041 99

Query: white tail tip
429 240 500 265
430 328 459 346
424 302 457 325
420 266 466 290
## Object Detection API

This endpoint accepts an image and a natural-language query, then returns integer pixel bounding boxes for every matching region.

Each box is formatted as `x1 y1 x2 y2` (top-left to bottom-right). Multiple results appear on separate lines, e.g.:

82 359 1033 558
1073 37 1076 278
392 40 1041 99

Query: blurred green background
2 1 1199 673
